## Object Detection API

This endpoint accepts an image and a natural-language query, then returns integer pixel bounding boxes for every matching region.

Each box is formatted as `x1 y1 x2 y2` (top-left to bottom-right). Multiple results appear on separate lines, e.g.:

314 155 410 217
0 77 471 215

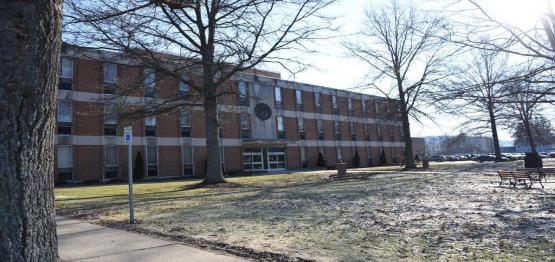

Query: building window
57 100 72 135
146 140 158 177
59 58 73 90
337 146 343 162
301 146 308 168
298 118 305 140
145 116 156 136
57 145 73 180
348 98 354 116
389 125 395 141
335 121 341 140
365 124 371 141
374 100 380 113
350 121 357 141
179 74 189 99
317 119 324 140
103 63 117 94
378 125 383 141
180 110 191 137
239 81 249 106
276 116 285 139
295 89 303 111
144 68 156 98
104 103 117 136
241 113 250 140
104 145 118 179
400 126 405 141
314 92 321 113
182 144 193 176
274 86 283 110
362 99 367 116
332 95 338 115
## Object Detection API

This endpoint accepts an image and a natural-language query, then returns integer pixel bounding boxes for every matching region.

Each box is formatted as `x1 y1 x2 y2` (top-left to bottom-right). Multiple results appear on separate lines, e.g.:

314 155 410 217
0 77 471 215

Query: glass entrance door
243 148 264 171
266 147 286 170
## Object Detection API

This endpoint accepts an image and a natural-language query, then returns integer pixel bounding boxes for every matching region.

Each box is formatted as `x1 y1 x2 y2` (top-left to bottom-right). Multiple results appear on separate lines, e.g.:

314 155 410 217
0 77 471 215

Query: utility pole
124 126 135 224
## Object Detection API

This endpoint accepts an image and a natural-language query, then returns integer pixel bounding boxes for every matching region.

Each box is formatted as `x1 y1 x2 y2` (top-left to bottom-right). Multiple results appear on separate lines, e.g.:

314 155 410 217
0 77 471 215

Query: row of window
238 81 394 115
57 100 192 137
59 58 190 97
57 143 194 180
58 99 403 141
240 113 404 142
60 58 394 116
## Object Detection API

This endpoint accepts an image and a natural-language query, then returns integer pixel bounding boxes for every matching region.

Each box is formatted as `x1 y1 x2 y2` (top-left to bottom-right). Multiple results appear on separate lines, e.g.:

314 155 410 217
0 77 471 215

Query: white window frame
57 100 72 123
145 116 156 127
179 73 189 92
57 145 73 168
274 86 282 103
314 92 321 107
295 89 303 106
60 57 73 79
277 116 285 132
103 63 117 84
182 144 193 165
180 110 190 128
105 145 118 167
104 103 117 125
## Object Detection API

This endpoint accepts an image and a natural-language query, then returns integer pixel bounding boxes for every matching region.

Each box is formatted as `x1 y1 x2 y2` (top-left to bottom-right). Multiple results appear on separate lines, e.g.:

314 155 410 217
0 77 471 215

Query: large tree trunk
395 77 416 169
203 97 225 184
0 0 62 260
401 111 416 169
487 104 502 161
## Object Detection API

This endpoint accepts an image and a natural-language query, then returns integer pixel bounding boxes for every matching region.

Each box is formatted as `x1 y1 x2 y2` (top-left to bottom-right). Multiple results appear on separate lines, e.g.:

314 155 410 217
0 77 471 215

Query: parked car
426 155 445 162
473 155 496 162
550 152 555 158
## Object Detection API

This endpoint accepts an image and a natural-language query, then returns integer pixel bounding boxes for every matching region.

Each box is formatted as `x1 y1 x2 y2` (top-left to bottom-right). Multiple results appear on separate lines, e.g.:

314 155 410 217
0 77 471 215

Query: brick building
55 48 406 182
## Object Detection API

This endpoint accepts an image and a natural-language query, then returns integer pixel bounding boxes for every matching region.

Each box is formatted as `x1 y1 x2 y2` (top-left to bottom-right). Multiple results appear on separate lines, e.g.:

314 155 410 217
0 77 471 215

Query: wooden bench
497 170 543 188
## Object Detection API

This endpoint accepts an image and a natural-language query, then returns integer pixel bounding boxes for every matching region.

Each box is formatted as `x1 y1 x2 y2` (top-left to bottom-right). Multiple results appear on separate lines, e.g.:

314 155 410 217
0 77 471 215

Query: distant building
514 143 555 153
425 136 494 155
412 137 426 158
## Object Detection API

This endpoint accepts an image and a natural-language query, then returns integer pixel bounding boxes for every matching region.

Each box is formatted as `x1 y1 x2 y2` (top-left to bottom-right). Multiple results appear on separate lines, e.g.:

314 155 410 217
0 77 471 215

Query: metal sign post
124 126 135 224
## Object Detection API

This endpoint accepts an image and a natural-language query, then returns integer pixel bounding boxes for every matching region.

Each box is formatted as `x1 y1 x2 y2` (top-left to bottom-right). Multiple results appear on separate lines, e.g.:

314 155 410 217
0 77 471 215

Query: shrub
379 149 387 166
133 151 145 180
316 152 327 167
352 151 360 167
524 152 543 168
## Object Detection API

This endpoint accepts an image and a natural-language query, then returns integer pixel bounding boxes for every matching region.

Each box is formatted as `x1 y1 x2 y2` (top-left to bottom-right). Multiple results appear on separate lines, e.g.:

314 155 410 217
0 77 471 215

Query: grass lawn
56 161 555 261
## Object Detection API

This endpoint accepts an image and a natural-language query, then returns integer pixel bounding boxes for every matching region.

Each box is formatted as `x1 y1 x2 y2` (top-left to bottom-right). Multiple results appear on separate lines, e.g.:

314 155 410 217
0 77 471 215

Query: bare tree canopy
433 50 510 160
344 0 456 168
503 77 553 153
446 0 555 101
64 0 335 184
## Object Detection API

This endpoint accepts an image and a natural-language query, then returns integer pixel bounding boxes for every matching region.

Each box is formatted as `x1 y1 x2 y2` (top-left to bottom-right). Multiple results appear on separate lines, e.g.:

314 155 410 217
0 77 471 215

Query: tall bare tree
433 50 510 161
344 0 454 169
64 0 335 184
0 0 62 260
503 78 552 153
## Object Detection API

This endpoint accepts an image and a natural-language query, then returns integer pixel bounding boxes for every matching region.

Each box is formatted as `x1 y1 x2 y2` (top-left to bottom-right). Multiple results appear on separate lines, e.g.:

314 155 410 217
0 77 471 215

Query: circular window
254 103 272 121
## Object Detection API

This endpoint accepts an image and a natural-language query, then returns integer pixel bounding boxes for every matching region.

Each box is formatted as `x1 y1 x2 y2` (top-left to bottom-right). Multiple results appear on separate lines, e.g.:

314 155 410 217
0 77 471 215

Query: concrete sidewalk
57 217 247 262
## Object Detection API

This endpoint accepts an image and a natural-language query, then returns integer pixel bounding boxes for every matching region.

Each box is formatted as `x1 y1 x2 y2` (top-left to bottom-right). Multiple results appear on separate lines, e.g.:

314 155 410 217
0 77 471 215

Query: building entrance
243 146 286 171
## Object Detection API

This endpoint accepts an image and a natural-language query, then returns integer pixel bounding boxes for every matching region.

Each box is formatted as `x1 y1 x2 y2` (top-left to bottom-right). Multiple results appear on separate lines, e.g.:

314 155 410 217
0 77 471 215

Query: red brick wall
159 146 181 177
74 145 103 181
75 59 102 93
286 146 301 169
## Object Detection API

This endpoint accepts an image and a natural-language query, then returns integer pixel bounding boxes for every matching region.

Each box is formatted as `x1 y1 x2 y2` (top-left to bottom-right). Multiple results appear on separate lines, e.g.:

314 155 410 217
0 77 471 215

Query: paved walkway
57 217 247 262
